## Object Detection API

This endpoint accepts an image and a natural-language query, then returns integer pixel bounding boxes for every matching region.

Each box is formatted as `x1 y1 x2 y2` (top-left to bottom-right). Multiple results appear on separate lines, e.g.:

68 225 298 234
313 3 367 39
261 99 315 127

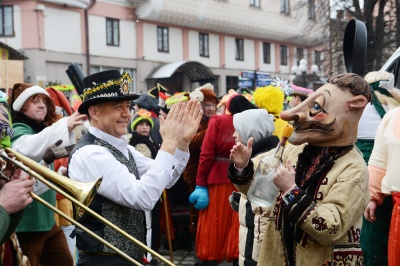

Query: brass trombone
0 148 175 266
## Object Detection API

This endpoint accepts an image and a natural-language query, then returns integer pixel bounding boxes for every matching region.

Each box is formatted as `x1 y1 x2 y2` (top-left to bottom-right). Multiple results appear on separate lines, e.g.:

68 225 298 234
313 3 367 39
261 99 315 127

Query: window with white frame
157 26 169 53
263 42 271 64
106 18 119 46
199 33 209 57
235 38 244 61
0 6 14 36
280 45 288 65
308 0 316 20
281 0 290 14
250 0 260 7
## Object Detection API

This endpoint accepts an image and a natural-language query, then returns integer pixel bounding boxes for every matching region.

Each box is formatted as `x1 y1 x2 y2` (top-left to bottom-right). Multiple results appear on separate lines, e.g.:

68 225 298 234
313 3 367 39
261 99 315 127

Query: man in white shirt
68 70 202 266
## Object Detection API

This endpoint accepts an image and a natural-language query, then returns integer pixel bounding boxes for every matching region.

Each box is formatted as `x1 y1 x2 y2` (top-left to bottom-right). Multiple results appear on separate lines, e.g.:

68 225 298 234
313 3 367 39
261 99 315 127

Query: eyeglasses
0 123 14 138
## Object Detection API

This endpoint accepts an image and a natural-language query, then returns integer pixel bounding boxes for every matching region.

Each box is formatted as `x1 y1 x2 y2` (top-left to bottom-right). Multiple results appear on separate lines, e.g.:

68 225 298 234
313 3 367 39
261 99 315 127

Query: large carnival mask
280 74 370 147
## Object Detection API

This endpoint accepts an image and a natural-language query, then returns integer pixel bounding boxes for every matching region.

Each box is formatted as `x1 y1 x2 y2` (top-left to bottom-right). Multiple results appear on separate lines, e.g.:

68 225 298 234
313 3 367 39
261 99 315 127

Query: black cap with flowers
78 70 139 114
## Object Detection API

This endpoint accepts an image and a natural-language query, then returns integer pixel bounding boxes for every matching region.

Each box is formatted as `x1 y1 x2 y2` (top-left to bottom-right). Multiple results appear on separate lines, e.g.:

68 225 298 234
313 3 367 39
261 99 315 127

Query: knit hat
226 94 257 115
233 109 275 144
131 109 154 131
79 70 138 114
290 84 313 97
253 85 284 115
9 83 49 112
46 87 73 116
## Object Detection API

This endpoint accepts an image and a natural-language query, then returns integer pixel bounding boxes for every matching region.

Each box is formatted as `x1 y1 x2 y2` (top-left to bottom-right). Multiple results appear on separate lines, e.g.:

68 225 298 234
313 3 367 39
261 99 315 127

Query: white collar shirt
68 126 189 211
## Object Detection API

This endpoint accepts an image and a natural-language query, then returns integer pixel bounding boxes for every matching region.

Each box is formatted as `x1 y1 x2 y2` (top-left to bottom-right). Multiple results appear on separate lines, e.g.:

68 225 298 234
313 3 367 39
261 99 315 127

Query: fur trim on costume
12 86 49 112
365 71 400 110
365 71 394 89
253 85 284 115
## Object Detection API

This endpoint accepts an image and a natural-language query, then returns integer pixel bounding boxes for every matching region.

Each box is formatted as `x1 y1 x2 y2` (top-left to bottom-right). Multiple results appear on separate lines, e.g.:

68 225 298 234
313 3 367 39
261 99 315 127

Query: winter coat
236 144 369 265
196 114 235 186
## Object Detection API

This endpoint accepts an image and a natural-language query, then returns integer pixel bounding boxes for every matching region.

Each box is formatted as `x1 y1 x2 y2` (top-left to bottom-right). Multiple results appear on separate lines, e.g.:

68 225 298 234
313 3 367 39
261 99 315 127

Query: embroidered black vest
68 132 146 260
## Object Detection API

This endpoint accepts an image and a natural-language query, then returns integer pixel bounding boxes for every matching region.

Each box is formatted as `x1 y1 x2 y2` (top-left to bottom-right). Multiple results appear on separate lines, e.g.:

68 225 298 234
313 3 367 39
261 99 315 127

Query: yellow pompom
282 124 294 139
253 85 284 114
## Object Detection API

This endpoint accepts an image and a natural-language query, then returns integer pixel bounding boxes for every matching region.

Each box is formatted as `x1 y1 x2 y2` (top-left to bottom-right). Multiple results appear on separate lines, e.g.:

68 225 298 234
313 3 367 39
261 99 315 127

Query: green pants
357 139 392 266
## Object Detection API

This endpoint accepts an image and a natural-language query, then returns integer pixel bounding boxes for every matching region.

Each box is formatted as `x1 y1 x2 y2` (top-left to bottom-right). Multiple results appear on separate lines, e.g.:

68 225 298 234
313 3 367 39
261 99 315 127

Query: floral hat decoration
78 70 139 114
131 109 154 131
271 76 293 97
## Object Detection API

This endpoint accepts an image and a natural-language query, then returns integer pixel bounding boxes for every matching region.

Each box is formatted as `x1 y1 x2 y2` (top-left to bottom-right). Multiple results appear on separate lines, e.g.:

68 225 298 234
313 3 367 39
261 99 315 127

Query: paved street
158 244 232 266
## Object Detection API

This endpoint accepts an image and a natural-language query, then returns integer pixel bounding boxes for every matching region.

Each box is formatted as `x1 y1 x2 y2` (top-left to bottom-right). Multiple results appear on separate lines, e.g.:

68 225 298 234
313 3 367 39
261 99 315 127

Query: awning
0 42 28 60
147 61 215 81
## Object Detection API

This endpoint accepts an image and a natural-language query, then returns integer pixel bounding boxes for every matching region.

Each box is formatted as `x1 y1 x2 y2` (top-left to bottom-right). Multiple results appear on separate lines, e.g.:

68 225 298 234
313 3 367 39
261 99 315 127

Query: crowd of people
0 69 399 266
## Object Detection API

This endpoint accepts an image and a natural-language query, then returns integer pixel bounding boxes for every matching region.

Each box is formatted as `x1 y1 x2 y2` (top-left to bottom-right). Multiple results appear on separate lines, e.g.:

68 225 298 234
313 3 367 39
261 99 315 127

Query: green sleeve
0 205 24 244
0 205 10 244
11 123 34 144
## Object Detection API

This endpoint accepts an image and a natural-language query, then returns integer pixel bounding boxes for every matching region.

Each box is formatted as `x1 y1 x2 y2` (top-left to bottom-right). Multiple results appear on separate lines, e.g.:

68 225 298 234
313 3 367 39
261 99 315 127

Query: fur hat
46 87 73 116
189 83 217 104
200 88 217 104
9 83 49 112
131 109 154 131
226 94 257 115
79 70 138 114
233 109 275 144
253 85 284 115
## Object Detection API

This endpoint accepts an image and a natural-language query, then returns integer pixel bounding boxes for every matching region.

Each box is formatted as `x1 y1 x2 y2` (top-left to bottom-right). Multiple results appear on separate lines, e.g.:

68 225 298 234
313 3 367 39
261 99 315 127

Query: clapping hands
159 100 203 154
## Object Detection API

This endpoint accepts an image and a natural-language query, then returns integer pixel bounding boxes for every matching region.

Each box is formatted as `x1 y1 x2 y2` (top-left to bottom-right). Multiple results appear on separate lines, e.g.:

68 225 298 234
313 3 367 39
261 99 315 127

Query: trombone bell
1 148 102 218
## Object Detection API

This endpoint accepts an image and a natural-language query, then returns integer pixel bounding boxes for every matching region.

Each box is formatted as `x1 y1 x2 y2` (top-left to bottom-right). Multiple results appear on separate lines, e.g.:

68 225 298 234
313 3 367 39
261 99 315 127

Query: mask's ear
347 95 368 110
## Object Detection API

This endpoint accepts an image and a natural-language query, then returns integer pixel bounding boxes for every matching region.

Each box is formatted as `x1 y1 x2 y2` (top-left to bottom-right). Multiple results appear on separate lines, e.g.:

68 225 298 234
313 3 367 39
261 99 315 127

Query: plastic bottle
247 124 294 208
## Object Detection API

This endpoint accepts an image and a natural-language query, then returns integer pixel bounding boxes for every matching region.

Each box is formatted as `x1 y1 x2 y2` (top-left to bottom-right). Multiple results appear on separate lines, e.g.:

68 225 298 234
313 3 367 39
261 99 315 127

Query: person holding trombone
0 96 36 265
68 70 202 265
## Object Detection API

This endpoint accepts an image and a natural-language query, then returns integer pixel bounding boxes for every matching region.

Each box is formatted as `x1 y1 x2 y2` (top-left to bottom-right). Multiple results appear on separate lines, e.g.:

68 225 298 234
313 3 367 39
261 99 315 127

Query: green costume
357 87 393 266
11 123 56 233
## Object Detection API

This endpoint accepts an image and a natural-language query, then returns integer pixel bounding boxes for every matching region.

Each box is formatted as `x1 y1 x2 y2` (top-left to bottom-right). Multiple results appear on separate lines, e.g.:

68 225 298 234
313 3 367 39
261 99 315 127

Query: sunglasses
0 123 14 138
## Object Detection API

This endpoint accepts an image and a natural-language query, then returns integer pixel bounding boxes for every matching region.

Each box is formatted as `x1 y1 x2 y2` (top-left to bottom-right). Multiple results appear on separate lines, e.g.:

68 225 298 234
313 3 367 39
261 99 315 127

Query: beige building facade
0 0 328 95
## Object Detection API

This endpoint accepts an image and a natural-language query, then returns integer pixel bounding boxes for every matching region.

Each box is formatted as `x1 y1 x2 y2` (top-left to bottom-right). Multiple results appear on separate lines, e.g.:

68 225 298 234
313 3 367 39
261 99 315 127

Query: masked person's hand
42 140 75 165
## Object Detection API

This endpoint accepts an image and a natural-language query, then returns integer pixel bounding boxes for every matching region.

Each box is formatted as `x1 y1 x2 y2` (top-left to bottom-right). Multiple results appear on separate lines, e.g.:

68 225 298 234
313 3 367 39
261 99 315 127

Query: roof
146 61 215 82
0 42 28 60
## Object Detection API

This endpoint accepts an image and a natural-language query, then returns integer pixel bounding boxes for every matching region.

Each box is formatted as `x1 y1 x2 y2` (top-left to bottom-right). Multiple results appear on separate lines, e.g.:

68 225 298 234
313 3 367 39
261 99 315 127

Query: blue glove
189 186 209 210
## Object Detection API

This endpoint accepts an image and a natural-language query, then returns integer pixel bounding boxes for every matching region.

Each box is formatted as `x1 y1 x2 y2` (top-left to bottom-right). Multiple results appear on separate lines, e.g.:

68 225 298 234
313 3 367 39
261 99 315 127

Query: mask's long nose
280 109 297 122
280 99 309 122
